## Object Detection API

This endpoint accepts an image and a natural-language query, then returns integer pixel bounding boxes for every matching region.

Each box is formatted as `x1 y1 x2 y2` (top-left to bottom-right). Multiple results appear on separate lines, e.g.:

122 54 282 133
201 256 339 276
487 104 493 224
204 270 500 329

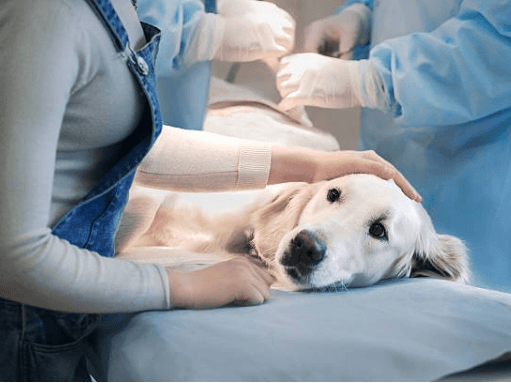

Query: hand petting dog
268 145 422 202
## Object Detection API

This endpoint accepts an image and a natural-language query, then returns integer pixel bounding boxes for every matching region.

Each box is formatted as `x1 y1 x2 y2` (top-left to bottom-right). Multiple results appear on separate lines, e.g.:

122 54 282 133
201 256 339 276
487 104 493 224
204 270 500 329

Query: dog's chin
275 253 351 292
277 265 350 292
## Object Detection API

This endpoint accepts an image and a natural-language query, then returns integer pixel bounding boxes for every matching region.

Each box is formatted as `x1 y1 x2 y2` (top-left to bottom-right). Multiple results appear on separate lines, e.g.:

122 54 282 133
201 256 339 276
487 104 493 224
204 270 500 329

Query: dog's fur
116 174 469 291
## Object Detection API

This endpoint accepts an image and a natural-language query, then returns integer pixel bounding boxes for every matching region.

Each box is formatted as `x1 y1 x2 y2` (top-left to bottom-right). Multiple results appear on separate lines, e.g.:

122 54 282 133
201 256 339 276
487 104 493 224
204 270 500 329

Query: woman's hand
268 145 422 202
313 150 421 202
167 257 274 309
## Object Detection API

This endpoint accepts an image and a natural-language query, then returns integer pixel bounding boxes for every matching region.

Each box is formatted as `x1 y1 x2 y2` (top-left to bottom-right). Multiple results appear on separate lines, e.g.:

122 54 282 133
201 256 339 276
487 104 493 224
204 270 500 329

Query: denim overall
0 0 162 380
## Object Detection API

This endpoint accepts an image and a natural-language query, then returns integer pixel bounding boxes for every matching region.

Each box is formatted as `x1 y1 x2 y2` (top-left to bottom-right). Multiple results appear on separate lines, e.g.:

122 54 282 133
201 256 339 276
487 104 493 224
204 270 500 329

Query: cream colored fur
116 174 470 291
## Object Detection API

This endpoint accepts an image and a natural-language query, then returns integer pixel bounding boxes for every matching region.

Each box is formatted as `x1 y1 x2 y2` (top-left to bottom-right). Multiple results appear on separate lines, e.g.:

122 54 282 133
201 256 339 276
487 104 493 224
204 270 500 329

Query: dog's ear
411 233 470 283
251 182 318 261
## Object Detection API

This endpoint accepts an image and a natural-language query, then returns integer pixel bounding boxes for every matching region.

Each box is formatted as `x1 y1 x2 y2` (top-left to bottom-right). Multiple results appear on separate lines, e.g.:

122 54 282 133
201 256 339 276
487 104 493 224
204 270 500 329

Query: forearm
0 230 170 313
267 145 317 185
137 127 271 192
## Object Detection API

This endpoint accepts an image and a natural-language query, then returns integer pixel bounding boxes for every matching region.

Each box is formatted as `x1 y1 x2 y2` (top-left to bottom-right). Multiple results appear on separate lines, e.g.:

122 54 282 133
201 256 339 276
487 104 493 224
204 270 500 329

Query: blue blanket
92 278 511 381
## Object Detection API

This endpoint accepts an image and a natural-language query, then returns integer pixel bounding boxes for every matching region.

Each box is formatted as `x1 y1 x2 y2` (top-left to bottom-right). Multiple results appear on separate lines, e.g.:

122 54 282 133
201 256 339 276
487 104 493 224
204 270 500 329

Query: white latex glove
277 53 387 111
304 3 371 59
213 0 295 62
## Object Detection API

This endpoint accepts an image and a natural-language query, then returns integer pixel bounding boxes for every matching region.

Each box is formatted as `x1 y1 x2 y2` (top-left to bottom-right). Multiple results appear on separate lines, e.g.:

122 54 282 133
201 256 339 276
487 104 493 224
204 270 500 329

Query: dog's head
252 174 469 291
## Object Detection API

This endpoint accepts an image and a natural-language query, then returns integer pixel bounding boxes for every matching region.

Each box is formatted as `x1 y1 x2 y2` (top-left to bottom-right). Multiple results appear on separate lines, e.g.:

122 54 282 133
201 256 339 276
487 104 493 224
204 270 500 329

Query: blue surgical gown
137 0 216 130
337 0 511 292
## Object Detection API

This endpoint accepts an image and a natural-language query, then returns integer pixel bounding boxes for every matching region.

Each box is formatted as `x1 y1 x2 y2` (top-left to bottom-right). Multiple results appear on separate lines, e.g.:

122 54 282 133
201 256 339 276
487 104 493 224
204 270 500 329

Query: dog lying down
116 174 470 291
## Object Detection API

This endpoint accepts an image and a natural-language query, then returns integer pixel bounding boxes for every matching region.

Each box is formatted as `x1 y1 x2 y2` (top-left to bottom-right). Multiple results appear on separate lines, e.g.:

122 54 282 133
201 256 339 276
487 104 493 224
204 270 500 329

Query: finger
275 65 291 85
278 96 301 111
249 277 272 301
269 3 296 27
252 262 276 286
270 44 291 59
343 157 396 180
277 30 295 52
358 151 422 201
235 285 267 306
359 150 396 170
240 256 275 286
277 79 296 98
303 25 322 53
392 170 422 202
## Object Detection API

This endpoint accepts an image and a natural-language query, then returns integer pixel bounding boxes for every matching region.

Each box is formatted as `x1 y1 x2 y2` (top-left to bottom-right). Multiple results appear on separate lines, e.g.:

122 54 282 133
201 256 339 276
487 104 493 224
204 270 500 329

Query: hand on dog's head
251 174 469 291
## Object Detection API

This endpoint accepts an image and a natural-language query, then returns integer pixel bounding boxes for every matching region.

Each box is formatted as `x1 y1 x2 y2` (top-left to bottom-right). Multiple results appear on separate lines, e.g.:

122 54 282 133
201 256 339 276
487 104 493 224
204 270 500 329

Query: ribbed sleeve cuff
236 142 272 190
154 263 172 310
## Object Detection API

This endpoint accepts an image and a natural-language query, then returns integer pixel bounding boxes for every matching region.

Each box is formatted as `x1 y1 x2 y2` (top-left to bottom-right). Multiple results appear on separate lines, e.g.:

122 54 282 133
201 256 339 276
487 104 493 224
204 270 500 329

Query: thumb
278 96 301 111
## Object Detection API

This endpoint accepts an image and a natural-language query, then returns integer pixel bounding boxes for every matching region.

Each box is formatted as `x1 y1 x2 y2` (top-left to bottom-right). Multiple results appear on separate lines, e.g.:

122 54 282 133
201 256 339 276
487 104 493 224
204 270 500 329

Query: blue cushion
92 278 511 381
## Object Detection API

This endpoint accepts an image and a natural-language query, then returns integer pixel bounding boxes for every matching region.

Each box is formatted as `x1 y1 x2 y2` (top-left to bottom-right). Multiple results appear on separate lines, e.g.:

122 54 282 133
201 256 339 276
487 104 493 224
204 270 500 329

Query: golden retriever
116 174 469 291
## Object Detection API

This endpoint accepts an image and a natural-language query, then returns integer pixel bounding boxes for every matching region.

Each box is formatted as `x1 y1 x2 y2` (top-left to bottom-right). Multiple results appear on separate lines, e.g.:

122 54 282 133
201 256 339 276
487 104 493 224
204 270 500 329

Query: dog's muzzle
281 229 326 282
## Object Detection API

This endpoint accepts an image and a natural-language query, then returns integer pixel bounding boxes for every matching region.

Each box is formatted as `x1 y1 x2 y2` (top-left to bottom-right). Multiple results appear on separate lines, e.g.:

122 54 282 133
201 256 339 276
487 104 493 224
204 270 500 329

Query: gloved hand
213 0 295 62
303 3 371 59
276 53 387 111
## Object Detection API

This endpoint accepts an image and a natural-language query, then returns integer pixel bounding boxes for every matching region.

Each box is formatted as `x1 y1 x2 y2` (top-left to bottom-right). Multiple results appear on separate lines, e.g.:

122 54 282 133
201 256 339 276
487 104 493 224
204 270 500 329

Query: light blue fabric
92 279 511 381
137 0 216 130
339 0 511 293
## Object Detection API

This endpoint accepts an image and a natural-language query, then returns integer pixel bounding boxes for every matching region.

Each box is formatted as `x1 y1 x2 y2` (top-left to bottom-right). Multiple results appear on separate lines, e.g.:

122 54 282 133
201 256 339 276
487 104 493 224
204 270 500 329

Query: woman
0 0 417 380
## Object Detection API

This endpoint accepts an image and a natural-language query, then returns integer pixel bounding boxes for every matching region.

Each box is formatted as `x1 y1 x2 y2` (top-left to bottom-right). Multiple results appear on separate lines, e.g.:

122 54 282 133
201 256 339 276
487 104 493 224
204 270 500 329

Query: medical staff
0 0 419 379
277 0 511 293
137 0 295 130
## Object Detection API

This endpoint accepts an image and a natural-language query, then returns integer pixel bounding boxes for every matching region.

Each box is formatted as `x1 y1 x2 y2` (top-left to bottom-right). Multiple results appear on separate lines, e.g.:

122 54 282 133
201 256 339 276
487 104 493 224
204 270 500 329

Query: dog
116 174 470 291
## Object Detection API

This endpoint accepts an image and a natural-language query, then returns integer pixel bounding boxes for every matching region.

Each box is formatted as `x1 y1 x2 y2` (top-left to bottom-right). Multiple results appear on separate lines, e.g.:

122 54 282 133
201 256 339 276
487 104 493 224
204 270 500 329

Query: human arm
278 0 511 128
136 127 421 201
367 0 511 127
0 0 275 314
304 1 372 59
137 0 295 74
0 0 171 313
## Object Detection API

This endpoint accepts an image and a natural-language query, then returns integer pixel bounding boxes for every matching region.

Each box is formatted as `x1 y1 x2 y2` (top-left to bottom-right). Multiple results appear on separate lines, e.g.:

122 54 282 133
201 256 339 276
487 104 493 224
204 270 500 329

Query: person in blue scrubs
137 0 295 130
276 0 511 293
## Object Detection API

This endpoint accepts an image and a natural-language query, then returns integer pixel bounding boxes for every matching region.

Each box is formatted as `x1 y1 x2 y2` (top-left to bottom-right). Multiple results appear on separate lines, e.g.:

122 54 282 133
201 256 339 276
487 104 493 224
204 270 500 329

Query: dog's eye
369 223 387 240
327 188 341 203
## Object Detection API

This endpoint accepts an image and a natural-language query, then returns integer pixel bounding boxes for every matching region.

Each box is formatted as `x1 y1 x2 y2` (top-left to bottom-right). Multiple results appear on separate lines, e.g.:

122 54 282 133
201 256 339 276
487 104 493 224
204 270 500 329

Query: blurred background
211 0 359 150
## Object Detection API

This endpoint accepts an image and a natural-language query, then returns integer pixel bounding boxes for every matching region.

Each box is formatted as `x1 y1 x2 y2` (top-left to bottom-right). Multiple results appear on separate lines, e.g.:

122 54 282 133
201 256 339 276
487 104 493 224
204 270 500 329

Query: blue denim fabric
0 0 162 380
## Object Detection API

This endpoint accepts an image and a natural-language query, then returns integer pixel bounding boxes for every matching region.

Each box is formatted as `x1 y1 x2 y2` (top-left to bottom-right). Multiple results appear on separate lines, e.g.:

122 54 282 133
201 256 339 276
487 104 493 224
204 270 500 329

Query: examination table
91 78 511 381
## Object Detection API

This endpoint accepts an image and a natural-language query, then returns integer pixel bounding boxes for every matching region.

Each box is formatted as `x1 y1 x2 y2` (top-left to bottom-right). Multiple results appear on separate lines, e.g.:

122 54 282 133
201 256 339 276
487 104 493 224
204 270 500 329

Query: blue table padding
93 278 511 381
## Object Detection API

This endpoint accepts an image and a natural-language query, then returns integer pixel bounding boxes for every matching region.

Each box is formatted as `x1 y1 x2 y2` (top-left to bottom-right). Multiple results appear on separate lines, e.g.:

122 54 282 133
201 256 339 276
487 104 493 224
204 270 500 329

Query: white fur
116 174 470 291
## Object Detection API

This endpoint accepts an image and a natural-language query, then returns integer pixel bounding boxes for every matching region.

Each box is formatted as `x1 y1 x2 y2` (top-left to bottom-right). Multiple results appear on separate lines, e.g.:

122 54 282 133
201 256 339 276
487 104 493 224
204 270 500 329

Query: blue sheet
91 278 511 381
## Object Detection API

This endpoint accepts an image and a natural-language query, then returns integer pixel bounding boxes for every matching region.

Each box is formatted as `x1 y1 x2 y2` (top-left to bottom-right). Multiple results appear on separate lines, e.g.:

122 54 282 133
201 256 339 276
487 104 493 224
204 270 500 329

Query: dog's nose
283 229 326 267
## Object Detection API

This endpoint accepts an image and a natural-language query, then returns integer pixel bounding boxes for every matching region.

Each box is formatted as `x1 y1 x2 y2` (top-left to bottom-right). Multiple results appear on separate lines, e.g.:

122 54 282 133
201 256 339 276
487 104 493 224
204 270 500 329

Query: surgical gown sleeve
335 0 374 14
136 0 218 76
366 0 511 127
